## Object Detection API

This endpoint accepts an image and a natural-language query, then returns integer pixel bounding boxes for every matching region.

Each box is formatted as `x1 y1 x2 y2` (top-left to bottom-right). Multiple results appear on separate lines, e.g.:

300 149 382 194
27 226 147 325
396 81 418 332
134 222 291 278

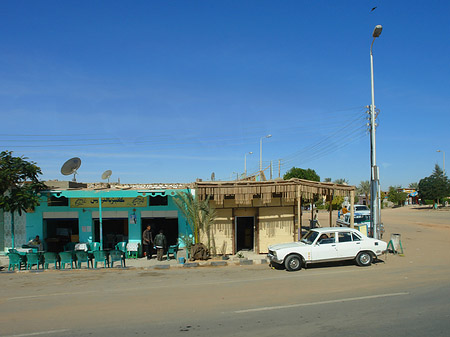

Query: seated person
28 235 43 250
318 233 333 244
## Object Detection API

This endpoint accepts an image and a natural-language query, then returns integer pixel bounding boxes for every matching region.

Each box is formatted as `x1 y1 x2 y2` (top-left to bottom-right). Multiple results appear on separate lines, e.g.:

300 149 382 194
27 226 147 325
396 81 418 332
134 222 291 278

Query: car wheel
285 255 302 271
356 252 373 267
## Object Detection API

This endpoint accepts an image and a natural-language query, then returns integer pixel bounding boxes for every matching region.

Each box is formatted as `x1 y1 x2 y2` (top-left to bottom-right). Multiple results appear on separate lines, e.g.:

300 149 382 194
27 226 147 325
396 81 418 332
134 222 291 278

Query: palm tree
358 180 371 205
173 191 217 250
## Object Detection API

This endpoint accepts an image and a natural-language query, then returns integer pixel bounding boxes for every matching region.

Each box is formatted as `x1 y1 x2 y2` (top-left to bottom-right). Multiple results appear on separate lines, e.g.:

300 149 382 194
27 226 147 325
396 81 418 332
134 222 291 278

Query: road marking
2 329 69 337
234 292 410 313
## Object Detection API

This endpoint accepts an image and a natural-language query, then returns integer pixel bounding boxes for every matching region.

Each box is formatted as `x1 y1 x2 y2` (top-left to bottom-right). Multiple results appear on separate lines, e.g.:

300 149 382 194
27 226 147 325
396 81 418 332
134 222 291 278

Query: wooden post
311 198 314 228
350 190 355 228
329 191 333 226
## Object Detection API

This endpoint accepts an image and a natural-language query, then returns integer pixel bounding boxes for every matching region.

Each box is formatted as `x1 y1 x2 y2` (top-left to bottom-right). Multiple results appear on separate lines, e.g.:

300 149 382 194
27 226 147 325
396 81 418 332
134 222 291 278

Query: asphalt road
1 207 450 337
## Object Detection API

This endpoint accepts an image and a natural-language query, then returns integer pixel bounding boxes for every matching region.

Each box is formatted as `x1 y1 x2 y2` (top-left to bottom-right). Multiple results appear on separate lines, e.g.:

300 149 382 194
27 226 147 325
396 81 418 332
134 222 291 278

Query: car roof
311 227 358 233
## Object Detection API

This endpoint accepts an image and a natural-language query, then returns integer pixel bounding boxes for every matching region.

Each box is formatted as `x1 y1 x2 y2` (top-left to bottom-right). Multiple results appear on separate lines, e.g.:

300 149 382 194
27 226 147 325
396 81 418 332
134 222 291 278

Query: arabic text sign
70 197 147 208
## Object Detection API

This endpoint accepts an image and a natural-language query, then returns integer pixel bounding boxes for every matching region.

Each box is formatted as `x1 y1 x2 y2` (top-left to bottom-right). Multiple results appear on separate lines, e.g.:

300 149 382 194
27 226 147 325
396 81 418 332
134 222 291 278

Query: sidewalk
0 249 269 272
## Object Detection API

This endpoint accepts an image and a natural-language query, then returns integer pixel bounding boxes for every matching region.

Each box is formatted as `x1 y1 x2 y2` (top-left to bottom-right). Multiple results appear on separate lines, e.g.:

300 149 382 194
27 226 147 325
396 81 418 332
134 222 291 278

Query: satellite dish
101 170 112 182
61 157 81 182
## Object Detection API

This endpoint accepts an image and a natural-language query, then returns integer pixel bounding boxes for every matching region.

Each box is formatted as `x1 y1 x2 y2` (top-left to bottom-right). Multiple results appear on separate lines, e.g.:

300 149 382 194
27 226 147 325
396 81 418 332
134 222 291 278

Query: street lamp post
369 25 383 239
260 134 272 173
437 150 446 175
244 151 253 177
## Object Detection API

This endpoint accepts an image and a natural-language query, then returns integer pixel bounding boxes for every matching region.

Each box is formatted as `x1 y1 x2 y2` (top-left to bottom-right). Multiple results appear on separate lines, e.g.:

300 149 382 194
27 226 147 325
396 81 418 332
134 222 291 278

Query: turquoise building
2 182 191 253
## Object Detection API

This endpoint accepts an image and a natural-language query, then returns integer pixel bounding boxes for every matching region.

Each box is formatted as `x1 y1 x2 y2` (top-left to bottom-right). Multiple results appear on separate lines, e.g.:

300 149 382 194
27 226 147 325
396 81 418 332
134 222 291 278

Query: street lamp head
372 25 383 38
249 151 253 155
437 150 441 153
266 134 272 139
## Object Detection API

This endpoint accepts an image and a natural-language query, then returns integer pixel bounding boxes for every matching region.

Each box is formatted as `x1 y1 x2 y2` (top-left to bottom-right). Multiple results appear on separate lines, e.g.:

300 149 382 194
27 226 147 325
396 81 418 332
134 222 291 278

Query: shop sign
70 197 147 208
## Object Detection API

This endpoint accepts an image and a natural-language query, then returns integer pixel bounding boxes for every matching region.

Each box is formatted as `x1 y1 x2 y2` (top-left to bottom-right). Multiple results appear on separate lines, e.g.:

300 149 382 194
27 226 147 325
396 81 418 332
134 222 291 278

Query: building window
149 195 168 206
48 196 69 207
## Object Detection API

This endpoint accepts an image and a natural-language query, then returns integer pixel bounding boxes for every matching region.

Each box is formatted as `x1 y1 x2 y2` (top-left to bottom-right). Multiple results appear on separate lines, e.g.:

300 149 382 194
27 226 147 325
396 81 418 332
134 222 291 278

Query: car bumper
267 253 283 264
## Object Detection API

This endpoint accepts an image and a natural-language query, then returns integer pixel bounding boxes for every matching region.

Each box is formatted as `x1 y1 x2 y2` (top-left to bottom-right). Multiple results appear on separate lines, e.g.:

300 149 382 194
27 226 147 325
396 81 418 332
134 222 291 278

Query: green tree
323 177 332 182
0 151 46 248
418 165 450 206
333 178 349 185
387 186 408 206
173 191 217 250
408 182 418 190
283 167 320 181
357 180 370 205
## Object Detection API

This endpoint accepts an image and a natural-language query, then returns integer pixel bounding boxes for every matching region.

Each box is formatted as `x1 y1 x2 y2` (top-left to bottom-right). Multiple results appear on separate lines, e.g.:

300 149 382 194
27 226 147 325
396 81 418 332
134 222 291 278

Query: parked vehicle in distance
336 213 370 227
267 227 387 271
354 204 370 213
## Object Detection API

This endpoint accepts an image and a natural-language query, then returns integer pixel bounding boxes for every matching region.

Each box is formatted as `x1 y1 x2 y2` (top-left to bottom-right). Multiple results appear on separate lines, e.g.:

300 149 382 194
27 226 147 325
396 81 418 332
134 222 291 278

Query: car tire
285 255 302 272
356 251 373 267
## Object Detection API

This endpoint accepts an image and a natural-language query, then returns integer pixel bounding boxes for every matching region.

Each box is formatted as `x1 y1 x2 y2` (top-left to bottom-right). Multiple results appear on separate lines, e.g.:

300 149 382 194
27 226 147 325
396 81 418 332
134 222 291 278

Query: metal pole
259 137 263 172
99 197 103 249
369 27 382 239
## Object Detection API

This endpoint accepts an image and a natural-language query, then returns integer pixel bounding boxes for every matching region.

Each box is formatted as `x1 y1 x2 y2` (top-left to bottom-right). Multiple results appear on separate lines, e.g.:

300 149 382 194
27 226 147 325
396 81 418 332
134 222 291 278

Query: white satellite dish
101 170 112 182
61 157 81 182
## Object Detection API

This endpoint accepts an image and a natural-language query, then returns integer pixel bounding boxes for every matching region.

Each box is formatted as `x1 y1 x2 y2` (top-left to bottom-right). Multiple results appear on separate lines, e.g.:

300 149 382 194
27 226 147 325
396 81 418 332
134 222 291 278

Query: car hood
269 242 306 251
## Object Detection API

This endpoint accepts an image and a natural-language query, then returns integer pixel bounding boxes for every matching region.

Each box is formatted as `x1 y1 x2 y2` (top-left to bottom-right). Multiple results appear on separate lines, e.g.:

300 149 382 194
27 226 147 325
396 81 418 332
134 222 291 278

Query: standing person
142 225 153 260
154 229 167 261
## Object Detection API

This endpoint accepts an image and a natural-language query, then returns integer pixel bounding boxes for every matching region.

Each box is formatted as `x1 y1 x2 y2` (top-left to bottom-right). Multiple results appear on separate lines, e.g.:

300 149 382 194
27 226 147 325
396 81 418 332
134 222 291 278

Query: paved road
1 207 450 336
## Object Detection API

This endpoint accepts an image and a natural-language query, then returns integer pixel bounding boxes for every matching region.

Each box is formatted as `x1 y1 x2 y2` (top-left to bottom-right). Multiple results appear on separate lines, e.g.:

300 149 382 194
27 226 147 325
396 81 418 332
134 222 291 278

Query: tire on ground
285 254 303 271
356 251 373 267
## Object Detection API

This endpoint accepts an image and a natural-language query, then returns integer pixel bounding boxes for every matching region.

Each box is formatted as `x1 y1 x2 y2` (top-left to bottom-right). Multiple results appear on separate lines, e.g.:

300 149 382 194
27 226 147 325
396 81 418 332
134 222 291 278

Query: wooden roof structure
194 178 356 206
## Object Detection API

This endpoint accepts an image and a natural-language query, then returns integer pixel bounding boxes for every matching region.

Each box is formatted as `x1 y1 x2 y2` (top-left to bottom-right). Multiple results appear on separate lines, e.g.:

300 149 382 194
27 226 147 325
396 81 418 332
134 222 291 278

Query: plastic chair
109 250 125 268
7 253 23 271
126 242 140 259
167 244 179 261
26 253 42 270
115 242 127 255
93 250 109 268
44 252 59 269
59 252 75 269
89 242 101 252
75 251 92 269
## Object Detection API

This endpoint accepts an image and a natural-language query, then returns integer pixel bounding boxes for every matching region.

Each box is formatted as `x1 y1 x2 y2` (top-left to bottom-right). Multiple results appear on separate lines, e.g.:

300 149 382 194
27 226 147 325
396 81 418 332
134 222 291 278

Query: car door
336 231 362 258
311 232 338 261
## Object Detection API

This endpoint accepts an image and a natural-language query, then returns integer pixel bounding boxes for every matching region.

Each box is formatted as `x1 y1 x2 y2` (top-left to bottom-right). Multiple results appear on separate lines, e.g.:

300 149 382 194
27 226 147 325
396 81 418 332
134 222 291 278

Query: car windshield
300 231 319 245
354 215 370 224
355 206 369 211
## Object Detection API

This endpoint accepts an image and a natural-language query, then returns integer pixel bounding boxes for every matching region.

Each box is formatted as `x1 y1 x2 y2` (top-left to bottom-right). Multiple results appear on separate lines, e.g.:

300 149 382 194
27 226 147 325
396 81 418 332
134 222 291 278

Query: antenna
101 170 112 183
61 157 81 182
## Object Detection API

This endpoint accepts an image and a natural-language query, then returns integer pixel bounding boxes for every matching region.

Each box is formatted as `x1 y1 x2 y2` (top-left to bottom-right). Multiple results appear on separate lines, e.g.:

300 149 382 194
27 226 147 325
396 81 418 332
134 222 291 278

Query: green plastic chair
75 251 92 269
26 253 42 270
89 242 101 252
59 252 75 269
167 244 179 261
93 250 109 268
7 253 22 271
115 242 127 255
109 250 125 268
44 252 59 269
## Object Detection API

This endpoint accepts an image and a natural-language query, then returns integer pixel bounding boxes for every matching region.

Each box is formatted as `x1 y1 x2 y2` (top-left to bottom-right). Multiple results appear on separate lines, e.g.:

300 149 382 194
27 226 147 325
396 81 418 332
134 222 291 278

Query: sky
1 1 449 189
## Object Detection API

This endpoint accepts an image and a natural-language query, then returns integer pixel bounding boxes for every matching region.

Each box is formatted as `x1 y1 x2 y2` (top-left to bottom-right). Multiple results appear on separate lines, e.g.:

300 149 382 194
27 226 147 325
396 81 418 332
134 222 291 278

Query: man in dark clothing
154 229 167 261
142 225 153 260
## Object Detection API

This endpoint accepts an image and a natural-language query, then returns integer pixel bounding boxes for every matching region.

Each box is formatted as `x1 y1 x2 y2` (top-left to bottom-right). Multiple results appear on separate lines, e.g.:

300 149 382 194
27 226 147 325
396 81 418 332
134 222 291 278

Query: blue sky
1 1 449 189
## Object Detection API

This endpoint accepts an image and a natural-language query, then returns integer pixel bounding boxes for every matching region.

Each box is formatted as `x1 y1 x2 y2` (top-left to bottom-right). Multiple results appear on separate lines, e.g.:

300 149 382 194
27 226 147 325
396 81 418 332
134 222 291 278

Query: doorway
235 216 255 252
141 218 179 246
93 218 128 249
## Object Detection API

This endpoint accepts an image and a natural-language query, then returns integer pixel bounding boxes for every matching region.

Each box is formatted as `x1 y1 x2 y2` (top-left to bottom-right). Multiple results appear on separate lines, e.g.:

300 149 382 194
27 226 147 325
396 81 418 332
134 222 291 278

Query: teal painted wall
24 189 191 249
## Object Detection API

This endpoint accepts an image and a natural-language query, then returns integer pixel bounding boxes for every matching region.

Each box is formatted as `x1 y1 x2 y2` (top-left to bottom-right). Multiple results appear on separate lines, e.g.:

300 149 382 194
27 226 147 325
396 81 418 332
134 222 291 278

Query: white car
267 227 387 271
